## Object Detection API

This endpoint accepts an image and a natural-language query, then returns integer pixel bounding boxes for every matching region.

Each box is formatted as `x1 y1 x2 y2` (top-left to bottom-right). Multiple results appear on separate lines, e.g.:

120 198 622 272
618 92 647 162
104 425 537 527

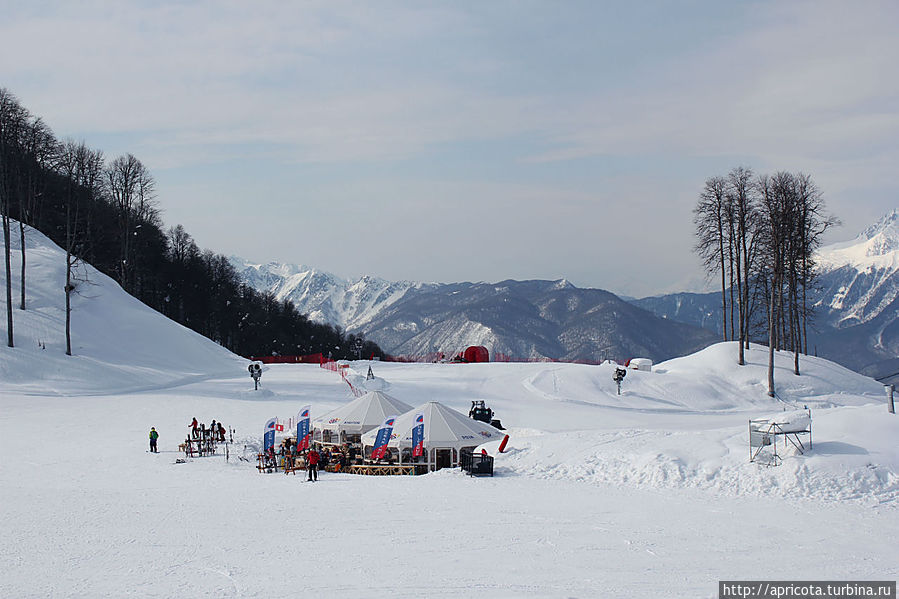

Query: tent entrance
435 448 454 470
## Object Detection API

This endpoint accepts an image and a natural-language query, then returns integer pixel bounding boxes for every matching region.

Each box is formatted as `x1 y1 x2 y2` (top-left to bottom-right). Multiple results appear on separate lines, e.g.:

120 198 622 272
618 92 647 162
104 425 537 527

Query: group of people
190 417 228 442
182 418 232 457
147 419 234 455
270 440 360 481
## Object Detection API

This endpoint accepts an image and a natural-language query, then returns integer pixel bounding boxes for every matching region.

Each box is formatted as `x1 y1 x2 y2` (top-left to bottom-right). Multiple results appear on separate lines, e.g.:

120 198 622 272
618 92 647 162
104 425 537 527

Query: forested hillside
0 88 383 360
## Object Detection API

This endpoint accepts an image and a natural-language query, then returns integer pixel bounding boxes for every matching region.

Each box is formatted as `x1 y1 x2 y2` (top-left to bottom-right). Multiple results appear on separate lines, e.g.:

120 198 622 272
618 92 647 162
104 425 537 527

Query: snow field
2 381 896 599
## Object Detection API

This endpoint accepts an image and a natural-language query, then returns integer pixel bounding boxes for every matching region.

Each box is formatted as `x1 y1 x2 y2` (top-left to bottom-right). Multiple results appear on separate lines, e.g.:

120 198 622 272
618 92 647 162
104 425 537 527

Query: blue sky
2 1 897 296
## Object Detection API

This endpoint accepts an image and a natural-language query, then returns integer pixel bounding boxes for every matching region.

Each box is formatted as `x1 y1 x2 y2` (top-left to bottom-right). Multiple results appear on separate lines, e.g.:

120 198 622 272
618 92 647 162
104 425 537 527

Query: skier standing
149 428 159 453
306 448 320 482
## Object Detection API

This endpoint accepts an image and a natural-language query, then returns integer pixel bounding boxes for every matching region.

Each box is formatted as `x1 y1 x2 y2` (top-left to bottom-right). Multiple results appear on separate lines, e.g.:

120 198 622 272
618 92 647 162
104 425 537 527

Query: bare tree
0 88 28 347
16 116 56 310
726 166 758 365
106 154 156 293
694 176 729 341
756 171 837 393
757 173 790 396
58 140 105 355
791 173 838 372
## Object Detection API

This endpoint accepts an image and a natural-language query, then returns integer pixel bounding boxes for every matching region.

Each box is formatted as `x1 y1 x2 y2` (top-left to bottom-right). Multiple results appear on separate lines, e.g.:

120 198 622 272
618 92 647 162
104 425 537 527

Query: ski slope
1 226 898 598
0 225 245 395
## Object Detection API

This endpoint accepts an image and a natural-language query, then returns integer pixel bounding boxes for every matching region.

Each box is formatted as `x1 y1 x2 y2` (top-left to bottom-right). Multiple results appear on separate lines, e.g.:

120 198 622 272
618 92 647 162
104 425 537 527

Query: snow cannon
613 366 627 395
248 362 263 390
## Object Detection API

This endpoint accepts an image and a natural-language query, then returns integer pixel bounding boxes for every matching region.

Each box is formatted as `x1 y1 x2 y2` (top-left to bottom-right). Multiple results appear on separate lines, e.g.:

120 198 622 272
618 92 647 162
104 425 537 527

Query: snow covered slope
0 224 245 395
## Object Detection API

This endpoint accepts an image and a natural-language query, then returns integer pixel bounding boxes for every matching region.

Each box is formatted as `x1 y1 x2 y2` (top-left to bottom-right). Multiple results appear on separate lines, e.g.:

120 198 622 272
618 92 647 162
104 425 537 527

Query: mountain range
232 210 899 377
231 260 717 363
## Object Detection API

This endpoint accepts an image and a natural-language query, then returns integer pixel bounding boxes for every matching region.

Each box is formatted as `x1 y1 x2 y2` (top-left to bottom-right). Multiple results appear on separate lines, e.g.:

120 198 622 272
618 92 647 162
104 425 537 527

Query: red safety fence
385 352 611 365
319 357 365 397
382 352 445 363
251 351 612 367
249 353 324 364
493 353 609 365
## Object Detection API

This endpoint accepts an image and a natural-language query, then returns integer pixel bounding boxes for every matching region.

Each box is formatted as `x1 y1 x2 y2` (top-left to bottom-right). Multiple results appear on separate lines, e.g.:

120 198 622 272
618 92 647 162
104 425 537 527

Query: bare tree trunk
719 236 727 341
790 275 800 375
767 275 776 397
18 219 25 310
2 212 12 347
65 251 72 356
734 219 744 364
802 277 808 356
729 243 735 341
778 280 786 351
743 239 751 352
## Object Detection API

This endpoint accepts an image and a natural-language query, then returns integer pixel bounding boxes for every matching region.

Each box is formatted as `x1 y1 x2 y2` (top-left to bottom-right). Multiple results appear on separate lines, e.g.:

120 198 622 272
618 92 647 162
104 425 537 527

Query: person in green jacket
149 427 159 453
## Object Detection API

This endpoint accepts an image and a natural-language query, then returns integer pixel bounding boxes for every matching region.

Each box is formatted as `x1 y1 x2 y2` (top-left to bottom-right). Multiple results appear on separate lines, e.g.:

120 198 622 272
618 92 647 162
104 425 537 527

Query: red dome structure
462 346 489 363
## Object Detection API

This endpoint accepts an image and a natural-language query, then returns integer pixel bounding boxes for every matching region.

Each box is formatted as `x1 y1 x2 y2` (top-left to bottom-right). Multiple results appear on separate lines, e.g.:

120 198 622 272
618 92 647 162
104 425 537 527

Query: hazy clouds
2 1 896 296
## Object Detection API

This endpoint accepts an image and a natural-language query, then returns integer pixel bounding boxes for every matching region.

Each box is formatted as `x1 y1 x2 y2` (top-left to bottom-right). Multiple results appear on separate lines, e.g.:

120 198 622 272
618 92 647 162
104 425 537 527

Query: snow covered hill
0 224 245 395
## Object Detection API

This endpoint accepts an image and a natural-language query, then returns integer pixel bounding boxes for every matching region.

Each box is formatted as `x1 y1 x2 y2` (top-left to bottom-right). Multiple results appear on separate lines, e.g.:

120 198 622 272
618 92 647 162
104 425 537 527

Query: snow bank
495 403 899 505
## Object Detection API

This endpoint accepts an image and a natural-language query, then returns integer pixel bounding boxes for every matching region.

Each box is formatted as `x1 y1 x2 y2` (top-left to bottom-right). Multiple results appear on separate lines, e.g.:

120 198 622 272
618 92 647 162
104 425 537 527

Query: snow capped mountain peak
861 208 899 244
812 209 899 328
818 208 899 268
228 256 420 331
230 256 315 278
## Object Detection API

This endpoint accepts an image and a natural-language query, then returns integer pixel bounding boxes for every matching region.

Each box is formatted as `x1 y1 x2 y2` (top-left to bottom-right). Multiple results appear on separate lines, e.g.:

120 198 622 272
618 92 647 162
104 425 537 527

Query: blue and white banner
411 412 425 458
296 405 311 451
263 417 277 452
370 415 396 461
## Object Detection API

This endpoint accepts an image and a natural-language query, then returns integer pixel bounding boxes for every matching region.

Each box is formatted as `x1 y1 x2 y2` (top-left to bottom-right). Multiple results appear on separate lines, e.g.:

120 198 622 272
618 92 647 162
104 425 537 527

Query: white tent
312 390 413 445
360 401 506 470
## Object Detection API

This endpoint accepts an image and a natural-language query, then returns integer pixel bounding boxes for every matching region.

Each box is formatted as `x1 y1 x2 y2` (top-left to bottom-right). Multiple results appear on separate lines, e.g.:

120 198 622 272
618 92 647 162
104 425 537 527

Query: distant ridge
230 257 431 331
230 258 718 363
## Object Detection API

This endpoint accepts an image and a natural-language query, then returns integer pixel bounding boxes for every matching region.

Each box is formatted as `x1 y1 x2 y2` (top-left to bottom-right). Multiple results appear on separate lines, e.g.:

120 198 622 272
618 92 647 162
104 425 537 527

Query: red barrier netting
250 352 610 366
249 353 324 364
385 352 610 366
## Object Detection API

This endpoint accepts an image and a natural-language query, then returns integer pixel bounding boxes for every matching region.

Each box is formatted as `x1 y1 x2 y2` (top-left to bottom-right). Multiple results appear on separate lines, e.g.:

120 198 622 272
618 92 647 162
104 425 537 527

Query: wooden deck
345 463 429 476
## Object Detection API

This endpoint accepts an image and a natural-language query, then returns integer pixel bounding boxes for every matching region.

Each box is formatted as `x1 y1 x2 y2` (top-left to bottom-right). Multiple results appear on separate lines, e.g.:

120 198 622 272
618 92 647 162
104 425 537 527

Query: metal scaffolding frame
749 410 812 467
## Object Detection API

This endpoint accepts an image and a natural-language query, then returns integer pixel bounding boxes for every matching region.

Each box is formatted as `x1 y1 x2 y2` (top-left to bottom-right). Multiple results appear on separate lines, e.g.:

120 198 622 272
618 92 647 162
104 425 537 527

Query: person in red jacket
306 448 320 482
190 418 199 439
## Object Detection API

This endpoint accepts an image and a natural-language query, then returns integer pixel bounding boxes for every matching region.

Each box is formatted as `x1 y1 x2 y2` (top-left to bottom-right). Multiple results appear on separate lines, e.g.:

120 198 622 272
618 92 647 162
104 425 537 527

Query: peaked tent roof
361 401 505 450
313 390 414 435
